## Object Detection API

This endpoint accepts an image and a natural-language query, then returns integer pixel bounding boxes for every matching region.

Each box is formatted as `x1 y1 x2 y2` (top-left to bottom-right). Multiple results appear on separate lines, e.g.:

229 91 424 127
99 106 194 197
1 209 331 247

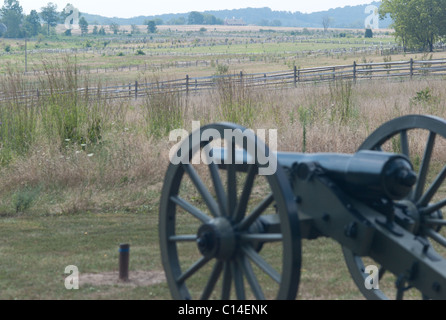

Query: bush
365 28 373 38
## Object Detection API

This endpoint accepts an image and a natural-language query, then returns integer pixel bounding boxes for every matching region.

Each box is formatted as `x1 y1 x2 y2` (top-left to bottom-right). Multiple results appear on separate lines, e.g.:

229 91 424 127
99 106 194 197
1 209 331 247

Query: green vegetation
380 0 446 52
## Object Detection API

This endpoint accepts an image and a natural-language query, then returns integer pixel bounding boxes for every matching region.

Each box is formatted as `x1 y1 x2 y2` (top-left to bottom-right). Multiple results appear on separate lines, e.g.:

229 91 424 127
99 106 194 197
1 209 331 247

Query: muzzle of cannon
159 114 446 300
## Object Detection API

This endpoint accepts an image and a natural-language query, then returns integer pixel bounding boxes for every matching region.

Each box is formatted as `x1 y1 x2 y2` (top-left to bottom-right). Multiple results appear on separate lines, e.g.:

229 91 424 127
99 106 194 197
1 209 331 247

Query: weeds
13 186 41 213
329 80 357 125
143 84 184 138
0 65 39 164
216 77 256 127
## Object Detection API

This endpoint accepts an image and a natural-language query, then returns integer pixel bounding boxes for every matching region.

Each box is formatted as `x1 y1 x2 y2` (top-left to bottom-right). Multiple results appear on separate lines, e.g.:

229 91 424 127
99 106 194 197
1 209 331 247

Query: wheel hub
197 218 236 260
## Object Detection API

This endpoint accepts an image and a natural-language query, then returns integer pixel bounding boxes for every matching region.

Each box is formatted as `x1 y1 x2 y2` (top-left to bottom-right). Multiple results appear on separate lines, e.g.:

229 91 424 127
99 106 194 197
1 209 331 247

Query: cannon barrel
278 150 416 201
212 148 416 201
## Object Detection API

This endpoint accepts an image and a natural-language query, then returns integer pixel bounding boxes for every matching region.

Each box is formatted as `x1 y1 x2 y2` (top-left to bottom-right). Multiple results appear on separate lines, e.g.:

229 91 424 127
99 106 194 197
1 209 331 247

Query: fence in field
1 58 446 104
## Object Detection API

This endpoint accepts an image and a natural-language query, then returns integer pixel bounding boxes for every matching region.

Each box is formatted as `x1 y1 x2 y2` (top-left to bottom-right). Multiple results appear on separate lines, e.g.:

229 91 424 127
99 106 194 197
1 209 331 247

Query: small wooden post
119 244 130 282
353 61 357 84
135 81 138 100
294 66 297 87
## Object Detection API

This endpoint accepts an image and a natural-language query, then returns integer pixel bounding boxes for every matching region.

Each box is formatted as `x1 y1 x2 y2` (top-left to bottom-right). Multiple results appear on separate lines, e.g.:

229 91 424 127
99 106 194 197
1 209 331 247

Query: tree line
1 0 446 53
0 0 88 38
0 0 226 39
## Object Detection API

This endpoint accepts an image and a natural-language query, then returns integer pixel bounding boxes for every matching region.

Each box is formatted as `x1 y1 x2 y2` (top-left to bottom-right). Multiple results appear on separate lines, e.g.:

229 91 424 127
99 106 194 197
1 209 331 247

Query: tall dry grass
1 58 445 215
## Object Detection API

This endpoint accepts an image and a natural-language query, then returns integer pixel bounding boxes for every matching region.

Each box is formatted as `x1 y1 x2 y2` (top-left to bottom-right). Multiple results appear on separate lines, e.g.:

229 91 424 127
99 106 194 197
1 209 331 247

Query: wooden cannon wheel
159 123 301 300
343 115 446 300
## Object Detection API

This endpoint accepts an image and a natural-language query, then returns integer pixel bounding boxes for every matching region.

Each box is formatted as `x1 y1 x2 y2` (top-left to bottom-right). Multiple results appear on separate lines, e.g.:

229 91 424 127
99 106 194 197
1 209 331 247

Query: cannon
159 114 446 300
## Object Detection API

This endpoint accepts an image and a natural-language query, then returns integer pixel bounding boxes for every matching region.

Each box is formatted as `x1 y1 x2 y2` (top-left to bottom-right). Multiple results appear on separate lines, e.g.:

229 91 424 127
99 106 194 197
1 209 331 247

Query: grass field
1 25 446 300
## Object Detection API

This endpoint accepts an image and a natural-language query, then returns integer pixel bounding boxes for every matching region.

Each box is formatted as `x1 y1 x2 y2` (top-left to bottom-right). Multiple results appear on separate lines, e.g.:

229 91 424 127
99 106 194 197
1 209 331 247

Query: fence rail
1 58 446 105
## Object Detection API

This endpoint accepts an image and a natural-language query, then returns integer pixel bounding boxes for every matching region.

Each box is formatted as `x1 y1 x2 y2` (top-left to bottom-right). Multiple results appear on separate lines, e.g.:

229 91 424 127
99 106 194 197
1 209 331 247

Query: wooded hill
82 1 392 29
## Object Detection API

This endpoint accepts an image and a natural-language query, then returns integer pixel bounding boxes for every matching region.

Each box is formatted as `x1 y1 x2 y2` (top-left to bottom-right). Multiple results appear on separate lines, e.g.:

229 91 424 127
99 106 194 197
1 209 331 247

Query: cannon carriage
159 114 446 300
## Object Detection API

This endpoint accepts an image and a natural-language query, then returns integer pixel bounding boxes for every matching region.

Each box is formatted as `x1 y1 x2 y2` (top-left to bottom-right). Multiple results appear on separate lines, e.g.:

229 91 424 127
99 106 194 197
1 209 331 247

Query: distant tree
168 17 186 25
145 20 157 33
365 28 373 38
188 11 204 25
203 14 223 25
0 0 24 38
380 0 446 52
98 26 106 35
259 19 269 26
322 16 333 33
79 16 88 35
109 22 119 34
92 25 98 35
40 2 59 35
271 19 282 27
154 18 164 25
130 24 138 34
23 10 41 36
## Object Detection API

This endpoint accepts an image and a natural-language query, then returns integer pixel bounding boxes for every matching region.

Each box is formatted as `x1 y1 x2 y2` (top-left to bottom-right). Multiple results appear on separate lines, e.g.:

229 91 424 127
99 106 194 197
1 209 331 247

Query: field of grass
1 26 446 300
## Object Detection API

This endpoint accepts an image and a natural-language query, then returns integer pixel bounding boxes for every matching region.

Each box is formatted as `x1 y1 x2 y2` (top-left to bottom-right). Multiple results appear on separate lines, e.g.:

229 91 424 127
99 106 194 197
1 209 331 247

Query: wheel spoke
170 196 211 223
238 193 274 231
241 233 283 242
424 219 446 226
234 165 257 223
221 261 232 299
425 229 446 247
400 130 409 158
184 164 220 218
201 260 224 300
420 197 446 216
232 258 246 300
208 162 228 217
414 132 436 202
176 256 212 285
379 267 386 281
418 165 446 207
241 255 265 300
242 246 280 283
169 235 197 242
227 144 237 218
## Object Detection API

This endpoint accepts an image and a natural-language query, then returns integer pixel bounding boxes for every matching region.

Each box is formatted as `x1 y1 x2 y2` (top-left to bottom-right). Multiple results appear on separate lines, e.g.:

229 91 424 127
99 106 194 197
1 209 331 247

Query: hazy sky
18 0 376 18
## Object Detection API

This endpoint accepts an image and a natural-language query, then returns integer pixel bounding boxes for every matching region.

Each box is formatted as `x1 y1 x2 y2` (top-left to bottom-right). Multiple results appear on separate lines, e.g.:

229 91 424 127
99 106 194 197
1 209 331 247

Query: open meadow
1 25 446 300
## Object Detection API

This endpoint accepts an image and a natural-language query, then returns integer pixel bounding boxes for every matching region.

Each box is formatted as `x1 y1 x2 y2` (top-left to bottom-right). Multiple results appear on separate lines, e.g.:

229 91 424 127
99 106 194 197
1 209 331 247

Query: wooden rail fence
1 58 446 105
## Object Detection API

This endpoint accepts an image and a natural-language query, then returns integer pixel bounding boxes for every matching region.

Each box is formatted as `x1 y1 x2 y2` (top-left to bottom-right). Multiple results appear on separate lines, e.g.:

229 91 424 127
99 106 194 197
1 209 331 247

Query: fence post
294 66 297 87
186 75 190 96
410 59 414 79
135 81 138 100
353 61 357 84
